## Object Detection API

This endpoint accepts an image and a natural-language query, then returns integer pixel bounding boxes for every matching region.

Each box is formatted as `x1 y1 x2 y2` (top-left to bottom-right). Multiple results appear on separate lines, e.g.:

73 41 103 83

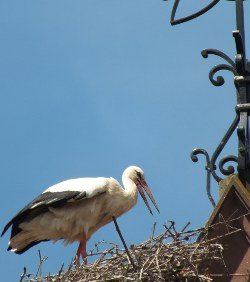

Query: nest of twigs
21 221 224 282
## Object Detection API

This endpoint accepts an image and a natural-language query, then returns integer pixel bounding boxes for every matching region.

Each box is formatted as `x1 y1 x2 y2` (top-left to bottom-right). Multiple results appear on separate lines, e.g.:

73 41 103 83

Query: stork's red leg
74 231 87 266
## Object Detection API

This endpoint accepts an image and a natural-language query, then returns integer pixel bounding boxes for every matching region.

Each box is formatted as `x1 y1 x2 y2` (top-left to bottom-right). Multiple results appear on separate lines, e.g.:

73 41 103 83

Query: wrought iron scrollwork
208 64 237 86
190 23 250 205
201 49 237 86
168 0 249 206
219 155 238 176
190 149 216 207
191 115 239 207
169 0 221 26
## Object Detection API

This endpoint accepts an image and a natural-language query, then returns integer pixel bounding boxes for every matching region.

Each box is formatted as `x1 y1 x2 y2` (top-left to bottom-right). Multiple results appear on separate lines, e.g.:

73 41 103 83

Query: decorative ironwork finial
168 0 250 206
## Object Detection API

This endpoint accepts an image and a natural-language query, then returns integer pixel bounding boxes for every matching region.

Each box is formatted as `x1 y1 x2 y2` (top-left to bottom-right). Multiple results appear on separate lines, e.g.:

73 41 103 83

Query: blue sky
0 1 249 281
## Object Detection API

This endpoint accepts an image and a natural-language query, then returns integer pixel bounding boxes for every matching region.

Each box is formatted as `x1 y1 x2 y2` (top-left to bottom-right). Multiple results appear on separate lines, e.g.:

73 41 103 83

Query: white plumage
2 166 159 265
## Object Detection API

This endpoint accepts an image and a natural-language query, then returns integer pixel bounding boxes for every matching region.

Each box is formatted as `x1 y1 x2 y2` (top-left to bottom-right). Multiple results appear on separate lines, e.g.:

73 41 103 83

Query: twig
139 257 151 280
20 267 27 282
151 222 157 240
168 221 177 233
36 250 48 277
181 221 191 232
58 263 64 276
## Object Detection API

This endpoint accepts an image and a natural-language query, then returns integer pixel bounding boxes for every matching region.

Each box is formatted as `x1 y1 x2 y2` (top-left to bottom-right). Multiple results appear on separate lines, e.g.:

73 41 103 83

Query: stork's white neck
122 172 138 203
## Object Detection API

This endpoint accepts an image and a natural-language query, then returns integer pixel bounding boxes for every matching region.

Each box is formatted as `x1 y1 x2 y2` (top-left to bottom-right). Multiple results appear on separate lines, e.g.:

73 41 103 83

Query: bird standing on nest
2 166 160 265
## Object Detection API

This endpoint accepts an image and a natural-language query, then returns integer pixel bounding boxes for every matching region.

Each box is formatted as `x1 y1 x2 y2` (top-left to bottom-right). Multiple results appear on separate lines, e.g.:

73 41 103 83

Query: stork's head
123 166 160 215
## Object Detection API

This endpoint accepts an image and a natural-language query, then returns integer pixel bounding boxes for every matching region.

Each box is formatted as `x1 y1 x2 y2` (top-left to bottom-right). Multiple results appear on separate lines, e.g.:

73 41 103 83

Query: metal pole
234 0 250 186
235 0 245 49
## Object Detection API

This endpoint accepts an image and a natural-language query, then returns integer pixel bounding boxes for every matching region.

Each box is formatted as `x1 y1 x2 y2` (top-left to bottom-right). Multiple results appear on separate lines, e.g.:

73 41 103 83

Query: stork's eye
136 171 142 179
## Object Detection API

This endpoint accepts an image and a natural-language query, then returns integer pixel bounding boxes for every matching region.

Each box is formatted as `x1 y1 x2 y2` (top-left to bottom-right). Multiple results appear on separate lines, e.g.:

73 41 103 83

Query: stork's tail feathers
7 232 48 254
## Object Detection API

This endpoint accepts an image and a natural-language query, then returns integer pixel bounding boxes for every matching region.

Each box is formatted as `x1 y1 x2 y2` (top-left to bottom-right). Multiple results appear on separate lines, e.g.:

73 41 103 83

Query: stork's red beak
136 179 160 215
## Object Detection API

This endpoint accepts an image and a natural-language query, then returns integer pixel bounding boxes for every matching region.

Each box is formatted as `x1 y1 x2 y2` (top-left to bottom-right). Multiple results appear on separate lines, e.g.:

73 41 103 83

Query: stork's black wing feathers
7 239 50 254
1 191 87 238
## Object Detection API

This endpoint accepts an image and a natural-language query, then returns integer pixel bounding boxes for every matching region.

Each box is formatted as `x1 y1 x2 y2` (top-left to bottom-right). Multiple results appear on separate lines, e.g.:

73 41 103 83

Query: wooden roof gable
200 175 250 281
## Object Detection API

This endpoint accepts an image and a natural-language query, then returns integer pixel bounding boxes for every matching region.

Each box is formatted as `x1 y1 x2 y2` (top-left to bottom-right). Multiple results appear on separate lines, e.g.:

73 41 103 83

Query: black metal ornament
167 0 250 206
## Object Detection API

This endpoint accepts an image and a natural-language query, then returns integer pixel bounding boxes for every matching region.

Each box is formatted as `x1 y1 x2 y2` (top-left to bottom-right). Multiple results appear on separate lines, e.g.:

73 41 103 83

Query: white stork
1 166 159 265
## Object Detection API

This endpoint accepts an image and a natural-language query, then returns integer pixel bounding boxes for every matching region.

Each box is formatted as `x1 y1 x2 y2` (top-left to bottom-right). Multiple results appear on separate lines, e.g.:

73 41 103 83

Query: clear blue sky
0 1 249 281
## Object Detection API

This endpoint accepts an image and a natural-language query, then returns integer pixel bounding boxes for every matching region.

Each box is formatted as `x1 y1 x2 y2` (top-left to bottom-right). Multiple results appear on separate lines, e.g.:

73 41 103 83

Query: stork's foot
74 255 80 267
74 250 87 266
